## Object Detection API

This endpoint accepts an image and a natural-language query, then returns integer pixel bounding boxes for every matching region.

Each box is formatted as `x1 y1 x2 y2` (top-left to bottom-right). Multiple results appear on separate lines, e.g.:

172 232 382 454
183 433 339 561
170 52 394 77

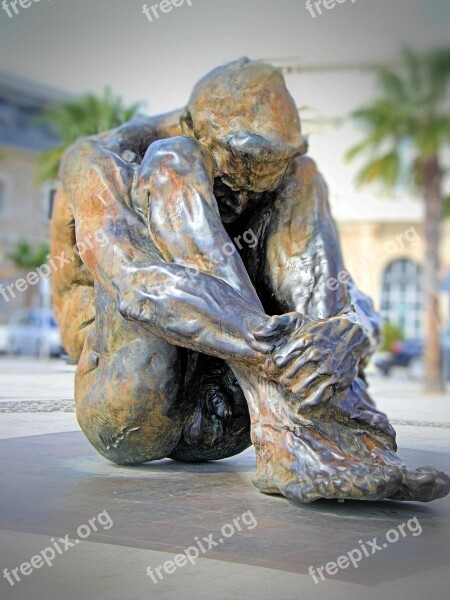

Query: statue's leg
75 288 251 465
50 187 95 361
50 160 189 464
51 171 251 464
231 157 449 502
74 284 191 465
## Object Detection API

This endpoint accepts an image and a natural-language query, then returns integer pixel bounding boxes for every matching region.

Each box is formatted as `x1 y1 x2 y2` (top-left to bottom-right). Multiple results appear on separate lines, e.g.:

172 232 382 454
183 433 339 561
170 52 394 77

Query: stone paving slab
0 358 75 402
0 413 79 440
0 400 75 413
2 528 447 600
0 432 449 580
0 431 449 600
368 371 450 425
1 358 450 599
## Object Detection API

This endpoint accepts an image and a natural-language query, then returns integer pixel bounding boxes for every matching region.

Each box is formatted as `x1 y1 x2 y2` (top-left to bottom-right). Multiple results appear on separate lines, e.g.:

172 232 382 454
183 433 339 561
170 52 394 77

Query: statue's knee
76 395 185 466
75 338 186 464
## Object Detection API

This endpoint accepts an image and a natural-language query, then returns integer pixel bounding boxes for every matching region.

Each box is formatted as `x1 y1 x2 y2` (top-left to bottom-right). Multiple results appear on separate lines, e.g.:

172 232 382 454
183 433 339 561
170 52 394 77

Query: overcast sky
1 0 449 219
1 0 449 111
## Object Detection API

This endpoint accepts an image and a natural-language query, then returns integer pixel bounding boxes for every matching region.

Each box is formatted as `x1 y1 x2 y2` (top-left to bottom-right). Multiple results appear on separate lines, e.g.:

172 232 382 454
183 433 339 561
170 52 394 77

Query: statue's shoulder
295 155 320 178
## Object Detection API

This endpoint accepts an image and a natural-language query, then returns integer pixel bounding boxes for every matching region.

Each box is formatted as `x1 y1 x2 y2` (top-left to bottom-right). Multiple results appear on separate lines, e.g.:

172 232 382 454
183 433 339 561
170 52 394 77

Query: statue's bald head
181 59 306 209
184 58 306 163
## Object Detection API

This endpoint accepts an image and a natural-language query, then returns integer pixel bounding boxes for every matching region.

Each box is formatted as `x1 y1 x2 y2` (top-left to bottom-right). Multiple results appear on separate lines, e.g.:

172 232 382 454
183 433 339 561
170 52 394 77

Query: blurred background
0 0 449 391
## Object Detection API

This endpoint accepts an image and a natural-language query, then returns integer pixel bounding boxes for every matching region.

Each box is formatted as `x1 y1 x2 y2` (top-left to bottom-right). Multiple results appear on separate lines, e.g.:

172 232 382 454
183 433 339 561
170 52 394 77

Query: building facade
0 72 449 342
0 73 66 323
339 218 450 339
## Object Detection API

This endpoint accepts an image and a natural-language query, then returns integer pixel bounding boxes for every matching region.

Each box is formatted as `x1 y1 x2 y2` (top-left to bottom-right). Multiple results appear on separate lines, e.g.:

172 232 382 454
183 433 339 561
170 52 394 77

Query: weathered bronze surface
51 58 450 503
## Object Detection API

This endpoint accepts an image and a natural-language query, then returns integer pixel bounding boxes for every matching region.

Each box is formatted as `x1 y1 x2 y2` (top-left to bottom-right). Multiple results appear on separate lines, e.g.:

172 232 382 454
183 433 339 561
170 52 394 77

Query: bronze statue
51 58 449 503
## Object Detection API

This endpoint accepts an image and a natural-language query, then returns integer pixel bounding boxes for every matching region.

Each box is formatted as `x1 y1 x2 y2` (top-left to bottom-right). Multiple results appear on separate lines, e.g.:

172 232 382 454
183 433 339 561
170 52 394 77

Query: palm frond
416 116 450 157
347 46 450 196
401 48 423 98
37 88 143 182
375 67 408 103
355 152 402 188
424 48 450 106
444 196 450 218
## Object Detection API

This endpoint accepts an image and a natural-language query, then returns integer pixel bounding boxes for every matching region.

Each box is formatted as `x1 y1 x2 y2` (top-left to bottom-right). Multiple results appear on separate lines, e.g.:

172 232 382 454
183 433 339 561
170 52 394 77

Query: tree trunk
421 156 444 392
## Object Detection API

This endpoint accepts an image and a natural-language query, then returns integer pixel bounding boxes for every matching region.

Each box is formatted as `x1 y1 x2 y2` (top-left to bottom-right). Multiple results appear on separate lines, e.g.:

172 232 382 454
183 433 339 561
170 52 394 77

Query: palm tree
346 48 450 392
37 87 142 181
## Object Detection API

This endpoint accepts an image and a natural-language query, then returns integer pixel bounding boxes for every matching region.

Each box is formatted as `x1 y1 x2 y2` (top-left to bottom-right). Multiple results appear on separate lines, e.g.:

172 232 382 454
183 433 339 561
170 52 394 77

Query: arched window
381 259 423 339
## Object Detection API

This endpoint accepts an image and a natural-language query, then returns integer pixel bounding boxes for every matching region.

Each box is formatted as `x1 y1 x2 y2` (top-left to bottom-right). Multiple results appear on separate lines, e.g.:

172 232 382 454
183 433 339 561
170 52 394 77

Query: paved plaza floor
0 357 449 600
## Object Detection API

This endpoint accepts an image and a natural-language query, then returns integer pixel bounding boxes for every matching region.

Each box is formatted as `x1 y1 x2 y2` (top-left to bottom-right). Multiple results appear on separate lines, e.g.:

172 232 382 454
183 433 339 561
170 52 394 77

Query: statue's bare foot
353 432 450 502
252 422 404 502
252 420 450 503
170 376 251 462
182 383 233 447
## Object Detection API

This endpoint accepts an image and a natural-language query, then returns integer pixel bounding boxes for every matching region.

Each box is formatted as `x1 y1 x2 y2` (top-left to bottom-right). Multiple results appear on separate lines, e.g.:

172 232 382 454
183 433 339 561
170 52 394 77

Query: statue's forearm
116 264 270 365
60 139 271 367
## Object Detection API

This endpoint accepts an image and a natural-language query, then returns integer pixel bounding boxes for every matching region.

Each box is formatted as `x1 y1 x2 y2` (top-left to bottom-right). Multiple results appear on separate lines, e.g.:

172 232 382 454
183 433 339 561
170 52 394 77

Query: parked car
0 325 8 354
8 308 63 357
374 335 450 380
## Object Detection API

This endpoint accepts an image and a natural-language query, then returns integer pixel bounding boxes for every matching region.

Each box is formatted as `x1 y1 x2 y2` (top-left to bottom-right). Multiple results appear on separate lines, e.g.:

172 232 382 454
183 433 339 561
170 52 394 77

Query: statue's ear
180 110 195 138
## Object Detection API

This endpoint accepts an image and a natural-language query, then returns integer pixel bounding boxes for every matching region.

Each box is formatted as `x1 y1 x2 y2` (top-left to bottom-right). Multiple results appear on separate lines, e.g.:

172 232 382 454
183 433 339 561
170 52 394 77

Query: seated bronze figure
51 58 450 503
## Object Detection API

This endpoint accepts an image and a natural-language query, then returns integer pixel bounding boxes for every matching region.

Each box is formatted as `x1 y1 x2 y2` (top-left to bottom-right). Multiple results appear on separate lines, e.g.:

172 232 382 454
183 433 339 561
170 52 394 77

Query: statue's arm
266 156 379 347
59 136 274 369
59 136 369 398
265 156 349 318
79 109 185 163
130 137 369 396
73 116 157 164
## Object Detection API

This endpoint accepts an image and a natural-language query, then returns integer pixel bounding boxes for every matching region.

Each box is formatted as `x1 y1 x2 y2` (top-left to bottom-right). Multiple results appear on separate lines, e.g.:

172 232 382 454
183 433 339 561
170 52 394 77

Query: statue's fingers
285 370 324 395
339 320 370 353
250 338 276 354
273 336 313 368
253 313 303 341
277 351 319 382
296 379 336 407
253 315 283 340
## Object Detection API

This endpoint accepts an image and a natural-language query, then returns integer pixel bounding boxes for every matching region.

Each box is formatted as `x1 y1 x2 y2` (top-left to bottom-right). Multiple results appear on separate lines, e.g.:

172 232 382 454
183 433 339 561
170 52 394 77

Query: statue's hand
253 313 370 408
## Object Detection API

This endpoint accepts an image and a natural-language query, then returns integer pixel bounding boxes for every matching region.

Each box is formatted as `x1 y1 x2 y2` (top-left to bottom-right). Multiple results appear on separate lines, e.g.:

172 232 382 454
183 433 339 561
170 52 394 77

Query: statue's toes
207 388 233 421
275 465 403 504
388 467 450 502
183 405 225 447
